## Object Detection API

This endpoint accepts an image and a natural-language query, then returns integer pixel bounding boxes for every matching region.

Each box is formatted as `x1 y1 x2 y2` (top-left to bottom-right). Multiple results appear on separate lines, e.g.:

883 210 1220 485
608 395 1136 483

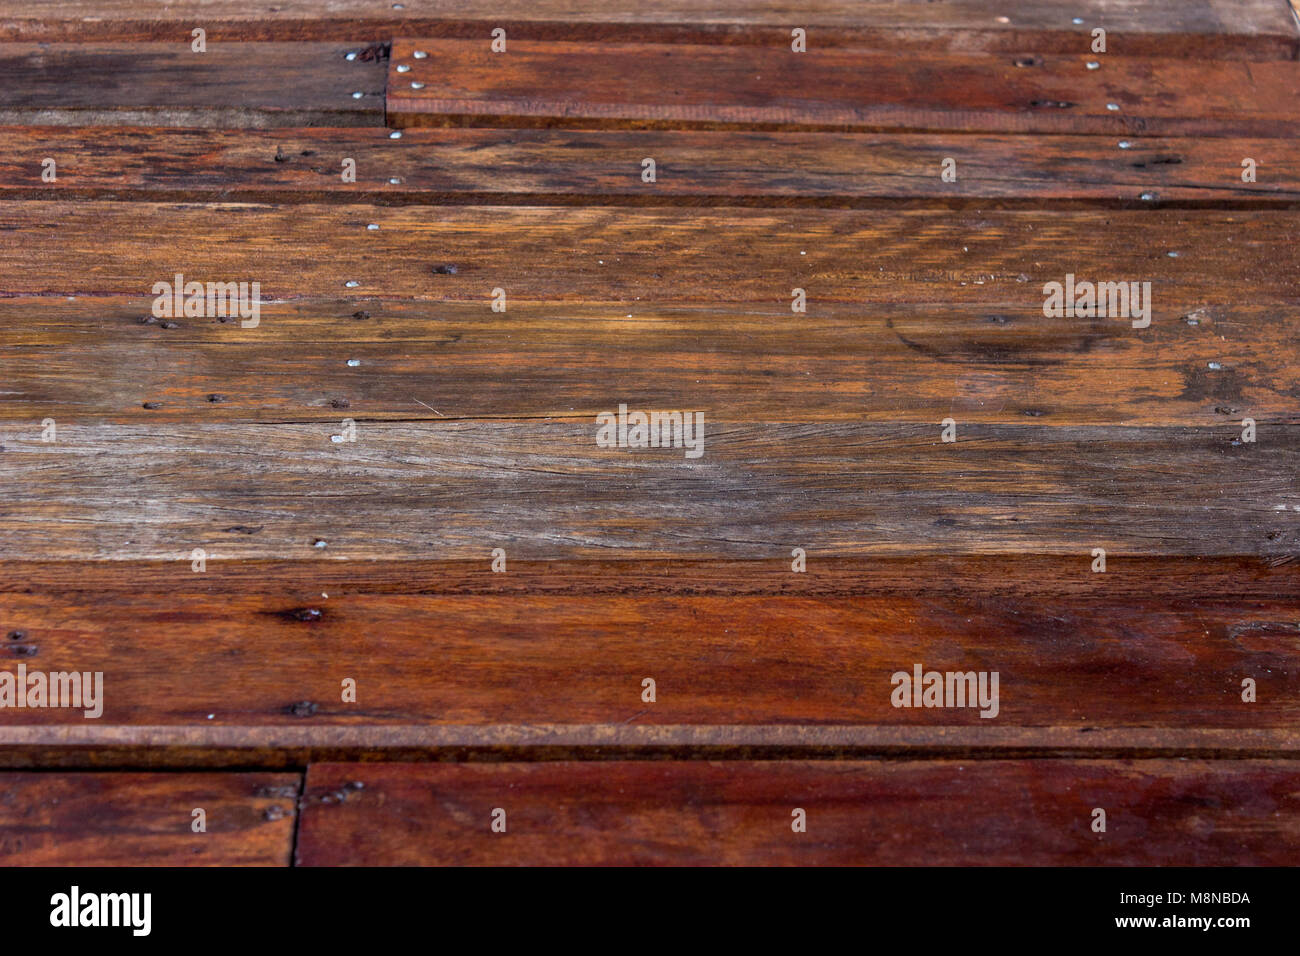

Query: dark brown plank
3 555 1297 599
2 298 1295 427
297 760 1300 865
1 422 1296 560
0 772 298 865
0 43 386 127
388 39 1300 136
0 2 1294 58
2 127 1298 206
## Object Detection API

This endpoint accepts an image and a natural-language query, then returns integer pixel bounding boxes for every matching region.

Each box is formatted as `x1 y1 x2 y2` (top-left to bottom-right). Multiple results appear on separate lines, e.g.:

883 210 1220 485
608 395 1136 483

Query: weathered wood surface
2 204 1296 306
3 422 1296 560
0 772 299 865
0 0 1296 868
0 43 386 127
1 297 1294 426
388 39 1300 136
0 587 1295 731
3 128 1297 206
297 760 1300 865
0 2 1294 57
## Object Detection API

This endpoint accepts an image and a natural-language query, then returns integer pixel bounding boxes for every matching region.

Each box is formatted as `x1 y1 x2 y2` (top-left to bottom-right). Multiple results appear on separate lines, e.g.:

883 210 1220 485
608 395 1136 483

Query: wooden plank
2 127 1298 205
388 39 1300 136
296 760 1300 865
2 203 1297 306
0 585 1295 738
1 422 1296 560
0 43 386 127
2 297 1295 427
6 727 1300 768
0 772 298 865
3 555 1297 599
0 2 1294 58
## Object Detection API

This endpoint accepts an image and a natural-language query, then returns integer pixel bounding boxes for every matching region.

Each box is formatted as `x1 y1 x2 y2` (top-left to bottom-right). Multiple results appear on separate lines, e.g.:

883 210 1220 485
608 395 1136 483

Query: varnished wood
0 772 299 865
297 760 1300 865
0 585 1295 736
388 39 1300 135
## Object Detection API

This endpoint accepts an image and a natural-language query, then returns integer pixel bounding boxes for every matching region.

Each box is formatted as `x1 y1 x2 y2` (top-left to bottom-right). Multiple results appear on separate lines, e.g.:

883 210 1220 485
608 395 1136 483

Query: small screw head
396 64 410 73
410 81 425 89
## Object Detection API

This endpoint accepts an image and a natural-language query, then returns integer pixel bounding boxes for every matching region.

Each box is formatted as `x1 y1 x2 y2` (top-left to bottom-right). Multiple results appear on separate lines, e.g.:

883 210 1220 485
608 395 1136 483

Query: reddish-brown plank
0 2 1294 58
297 760 1300 865
0 772 299 865
2 127 1297 206
0 583 1295 746
388 39 1300 136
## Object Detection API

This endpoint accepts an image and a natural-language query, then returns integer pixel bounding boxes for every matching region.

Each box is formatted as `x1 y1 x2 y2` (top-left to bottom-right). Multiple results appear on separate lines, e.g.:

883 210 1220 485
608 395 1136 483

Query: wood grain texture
0 587 1295 733
388 39 1300 136
0 43 386 127
2 297 1295 427
0 2 1294 58
2 422 1296 560
297 760 1300 865
3 203 1296 306
0 772 298 865
4 555 1297 598
3 127 1297 206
